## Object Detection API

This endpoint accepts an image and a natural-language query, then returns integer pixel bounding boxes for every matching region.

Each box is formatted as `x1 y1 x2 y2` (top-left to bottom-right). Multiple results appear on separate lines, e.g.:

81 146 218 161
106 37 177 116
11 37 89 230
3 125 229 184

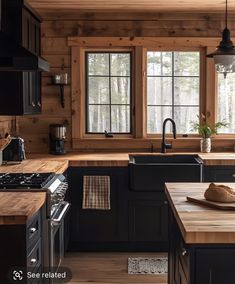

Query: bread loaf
204 183 235 203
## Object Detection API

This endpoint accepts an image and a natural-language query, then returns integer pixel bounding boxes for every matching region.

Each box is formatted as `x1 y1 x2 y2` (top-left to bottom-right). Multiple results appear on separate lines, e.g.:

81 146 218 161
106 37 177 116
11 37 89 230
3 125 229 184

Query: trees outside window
86 52 131 134
217 73 235 134
147 51 200 134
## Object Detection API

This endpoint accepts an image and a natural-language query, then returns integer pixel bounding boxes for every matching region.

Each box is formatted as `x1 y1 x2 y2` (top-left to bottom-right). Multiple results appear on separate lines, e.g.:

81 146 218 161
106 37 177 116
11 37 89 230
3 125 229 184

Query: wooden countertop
165 182 235 244
28 152 235 167
0 158 69 173
1 152 235 173
0 192 46 225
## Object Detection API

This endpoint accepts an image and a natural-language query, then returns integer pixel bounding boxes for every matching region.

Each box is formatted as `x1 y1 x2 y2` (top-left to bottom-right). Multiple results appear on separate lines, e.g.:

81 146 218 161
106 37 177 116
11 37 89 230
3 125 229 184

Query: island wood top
165 182 235 244
0 192 46 225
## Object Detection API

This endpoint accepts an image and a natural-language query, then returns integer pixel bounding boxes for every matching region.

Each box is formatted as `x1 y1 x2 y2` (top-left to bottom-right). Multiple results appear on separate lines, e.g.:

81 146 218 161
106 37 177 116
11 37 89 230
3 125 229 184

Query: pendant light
206 0 235 78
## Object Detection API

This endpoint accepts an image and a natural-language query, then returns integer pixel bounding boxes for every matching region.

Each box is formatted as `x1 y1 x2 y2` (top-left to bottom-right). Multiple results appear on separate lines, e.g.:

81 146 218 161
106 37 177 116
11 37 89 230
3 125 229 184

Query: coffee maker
49 124 66 155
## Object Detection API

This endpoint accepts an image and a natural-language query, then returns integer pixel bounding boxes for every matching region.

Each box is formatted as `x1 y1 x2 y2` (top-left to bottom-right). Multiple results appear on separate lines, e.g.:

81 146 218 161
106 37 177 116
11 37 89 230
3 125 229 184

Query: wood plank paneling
0 117 18 138
37 11 228 21
19 12 235 153
42 19 227 37
27 0 235 13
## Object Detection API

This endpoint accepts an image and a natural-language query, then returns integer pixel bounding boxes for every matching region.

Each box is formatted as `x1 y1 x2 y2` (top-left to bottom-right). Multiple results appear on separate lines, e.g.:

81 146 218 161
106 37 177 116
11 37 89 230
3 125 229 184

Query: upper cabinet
0 0 48 115
22 8 41 55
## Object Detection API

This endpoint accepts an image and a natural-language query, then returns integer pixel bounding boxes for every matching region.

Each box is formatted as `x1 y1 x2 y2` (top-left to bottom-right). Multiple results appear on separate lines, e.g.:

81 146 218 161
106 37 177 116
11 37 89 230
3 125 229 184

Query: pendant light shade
206 0 235 77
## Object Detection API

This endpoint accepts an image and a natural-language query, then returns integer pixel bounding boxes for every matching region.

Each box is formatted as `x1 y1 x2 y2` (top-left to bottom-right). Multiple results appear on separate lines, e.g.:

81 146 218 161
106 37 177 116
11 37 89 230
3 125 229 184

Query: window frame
85 51 133 135
70 37 231 150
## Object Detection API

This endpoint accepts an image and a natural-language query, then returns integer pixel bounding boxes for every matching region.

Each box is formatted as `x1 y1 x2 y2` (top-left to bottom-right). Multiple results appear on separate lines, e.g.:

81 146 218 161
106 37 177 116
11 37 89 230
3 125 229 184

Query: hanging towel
82 176 111 210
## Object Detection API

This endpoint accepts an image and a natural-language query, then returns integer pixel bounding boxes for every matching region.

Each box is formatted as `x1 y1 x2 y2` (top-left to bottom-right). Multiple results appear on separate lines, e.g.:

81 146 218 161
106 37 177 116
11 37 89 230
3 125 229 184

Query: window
147 51 200 134
86 52 131 134
217 74 235 133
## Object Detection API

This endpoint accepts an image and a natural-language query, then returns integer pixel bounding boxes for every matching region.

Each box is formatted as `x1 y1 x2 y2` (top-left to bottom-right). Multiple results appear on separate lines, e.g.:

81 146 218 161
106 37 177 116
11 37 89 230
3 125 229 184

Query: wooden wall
18 12 235 153
0 117 17 139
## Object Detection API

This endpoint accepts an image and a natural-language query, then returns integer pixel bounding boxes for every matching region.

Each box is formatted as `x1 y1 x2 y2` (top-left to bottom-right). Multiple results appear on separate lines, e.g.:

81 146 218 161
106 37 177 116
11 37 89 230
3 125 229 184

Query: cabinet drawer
27 211 41 249
27 239 41 273
204 166 235 182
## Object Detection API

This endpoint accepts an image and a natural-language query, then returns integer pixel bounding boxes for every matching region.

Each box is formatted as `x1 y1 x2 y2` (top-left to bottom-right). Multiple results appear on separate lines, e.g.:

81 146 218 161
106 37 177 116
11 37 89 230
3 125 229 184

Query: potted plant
191 115 228 153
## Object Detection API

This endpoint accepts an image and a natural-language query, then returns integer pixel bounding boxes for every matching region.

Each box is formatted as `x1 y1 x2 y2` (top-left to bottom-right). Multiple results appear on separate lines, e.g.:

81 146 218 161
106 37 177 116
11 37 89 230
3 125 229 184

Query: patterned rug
128 257 168 274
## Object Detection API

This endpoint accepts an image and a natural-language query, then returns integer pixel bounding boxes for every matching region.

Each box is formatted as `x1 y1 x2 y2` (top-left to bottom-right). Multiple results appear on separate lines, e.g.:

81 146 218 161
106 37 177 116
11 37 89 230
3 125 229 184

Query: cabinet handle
181 248 188 256
30 258 37 264
29 227 37 234
37 101 41 107
164 201 168 205
232 174 235 178
31 102 36 107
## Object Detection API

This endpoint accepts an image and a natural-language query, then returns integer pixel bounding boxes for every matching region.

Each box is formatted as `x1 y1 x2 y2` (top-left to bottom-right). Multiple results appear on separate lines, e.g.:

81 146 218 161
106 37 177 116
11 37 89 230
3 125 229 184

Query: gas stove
0 171 70 276
0 172 54 189
0 172 68 217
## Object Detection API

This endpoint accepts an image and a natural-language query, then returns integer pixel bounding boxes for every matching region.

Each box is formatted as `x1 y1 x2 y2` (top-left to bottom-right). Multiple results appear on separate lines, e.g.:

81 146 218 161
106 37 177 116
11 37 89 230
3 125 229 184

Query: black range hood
0 0 50 72
0 39 50 72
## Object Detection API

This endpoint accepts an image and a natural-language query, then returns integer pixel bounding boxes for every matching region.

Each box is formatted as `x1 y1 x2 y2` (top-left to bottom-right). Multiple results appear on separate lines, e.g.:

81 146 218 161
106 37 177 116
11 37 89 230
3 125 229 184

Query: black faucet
161 118 177 153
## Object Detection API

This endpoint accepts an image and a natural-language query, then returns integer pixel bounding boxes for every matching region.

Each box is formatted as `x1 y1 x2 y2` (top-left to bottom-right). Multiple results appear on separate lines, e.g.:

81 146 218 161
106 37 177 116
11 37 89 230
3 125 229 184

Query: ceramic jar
200 138 211 153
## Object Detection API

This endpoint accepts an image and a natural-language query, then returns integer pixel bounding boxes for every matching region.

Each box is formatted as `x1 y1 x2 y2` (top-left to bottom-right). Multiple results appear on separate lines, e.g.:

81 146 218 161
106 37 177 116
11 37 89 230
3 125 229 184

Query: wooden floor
63 252 168 284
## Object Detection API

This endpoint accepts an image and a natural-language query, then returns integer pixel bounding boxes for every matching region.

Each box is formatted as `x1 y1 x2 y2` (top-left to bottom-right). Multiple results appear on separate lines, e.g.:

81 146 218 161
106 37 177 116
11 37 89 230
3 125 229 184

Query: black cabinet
0 71 41 115
68 166 170 251
204 166 235 182
68 167 128 250
128 198 168 242
0 209 44 284
22 8 41 55
0 1 42 115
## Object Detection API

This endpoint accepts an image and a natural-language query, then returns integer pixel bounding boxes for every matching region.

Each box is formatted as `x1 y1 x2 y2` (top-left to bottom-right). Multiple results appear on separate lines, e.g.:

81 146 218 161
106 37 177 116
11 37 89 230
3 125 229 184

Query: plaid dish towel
82 176 111 210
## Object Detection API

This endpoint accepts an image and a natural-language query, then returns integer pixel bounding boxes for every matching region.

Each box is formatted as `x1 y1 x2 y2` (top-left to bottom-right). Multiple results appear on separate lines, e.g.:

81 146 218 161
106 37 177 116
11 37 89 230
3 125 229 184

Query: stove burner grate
0 173 54 188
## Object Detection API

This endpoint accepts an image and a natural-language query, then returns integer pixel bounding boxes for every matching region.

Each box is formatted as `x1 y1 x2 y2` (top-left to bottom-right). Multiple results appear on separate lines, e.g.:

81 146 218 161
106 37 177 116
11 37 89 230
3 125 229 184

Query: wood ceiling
28 0 235 13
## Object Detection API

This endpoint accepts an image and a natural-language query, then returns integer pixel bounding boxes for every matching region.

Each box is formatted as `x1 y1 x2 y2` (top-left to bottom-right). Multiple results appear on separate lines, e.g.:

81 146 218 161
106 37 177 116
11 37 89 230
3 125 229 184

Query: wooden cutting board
187 196 235 210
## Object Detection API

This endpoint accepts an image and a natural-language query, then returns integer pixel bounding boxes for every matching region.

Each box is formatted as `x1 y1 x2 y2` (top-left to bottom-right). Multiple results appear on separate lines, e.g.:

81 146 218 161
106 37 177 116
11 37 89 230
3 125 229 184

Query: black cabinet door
195 249 235 284
22 8 31 51
23 72 41 114
22 8 41 55
69 167 128 244
129 198 168 242
204 166 235 182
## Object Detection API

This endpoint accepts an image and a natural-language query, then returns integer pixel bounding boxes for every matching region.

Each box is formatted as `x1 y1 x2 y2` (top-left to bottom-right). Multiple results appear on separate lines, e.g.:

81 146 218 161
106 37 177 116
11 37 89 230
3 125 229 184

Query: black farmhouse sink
129 154 203 191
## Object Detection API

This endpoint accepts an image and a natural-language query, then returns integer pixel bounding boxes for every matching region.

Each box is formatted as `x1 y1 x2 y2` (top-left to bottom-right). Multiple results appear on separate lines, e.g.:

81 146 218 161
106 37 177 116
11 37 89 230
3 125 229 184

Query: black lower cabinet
169 208 235 284
128 198 168 242
0 207 45 284
67 167 169 251
68 167 128 251
204 165 235 182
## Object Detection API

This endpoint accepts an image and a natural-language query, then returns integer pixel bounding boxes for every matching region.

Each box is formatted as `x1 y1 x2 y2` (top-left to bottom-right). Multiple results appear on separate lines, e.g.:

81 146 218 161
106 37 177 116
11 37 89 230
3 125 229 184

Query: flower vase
200 138 211 153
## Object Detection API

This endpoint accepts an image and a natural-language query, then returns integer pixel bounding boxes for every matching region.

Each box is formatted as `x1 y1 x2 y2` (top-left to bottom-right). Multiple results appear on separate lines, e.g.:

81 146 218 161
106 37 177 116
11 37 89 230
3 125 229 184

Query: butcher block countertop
0 192 46 225
27 152 235 167
165 182 235 244
1 152 235 172
0 158 69 173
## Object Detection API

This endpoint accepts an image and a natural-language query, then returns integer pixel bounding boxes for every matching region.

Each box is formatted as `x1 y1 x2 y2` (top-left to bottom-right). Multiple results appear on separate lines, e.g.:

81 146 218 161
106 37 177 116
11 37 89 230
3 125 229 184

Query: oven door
50 201 70 274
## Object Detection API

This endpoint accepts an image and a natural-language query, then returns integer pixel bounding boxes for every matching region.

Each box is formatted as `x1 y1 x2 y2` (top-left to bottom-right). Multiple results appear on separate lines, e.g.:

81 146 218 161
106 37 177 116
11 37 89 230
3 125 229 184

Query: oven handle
51 201 70 226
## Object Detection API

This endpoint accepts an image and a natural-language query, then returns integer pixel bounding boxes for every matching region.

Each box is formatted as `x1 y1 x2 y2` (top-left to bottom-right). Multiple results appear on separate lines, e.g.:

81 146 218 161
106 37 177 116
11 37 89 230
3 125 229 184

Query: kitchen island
165 183 235 284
